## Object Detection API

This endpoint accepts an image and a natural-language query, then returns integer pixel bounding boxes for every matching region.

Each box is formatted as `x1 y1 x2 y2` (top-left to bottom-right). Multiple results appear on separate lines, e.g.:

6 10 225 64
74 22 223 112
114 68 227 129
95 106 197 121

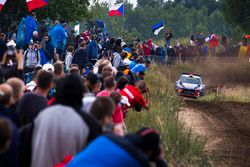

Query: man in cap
23 40 41 73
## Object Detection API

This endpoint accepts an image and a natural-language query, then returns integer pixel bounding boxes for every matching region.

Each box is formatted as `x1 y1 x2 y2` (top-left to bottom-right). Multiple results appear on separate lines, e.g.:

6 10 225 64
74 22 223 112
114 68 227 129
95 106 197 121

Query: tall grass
199 87 250 103
125 65 209 166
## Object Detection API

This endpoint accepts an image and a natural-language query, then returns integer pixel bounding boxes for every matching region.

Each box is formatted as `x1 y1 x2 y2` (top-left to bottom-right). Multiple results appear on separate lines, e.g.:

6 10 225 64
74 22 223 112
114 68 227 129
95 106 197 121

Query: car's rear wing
181 73 201 77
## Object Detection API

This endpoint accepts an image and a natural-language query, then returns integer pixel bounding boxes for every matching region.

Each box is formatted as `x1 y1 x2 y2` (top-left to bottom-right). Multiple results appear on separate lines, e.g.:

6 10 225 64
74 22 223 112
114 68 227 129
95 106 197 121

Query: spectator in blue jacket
66 128 167 167
88 35 99 65
37 41 48 66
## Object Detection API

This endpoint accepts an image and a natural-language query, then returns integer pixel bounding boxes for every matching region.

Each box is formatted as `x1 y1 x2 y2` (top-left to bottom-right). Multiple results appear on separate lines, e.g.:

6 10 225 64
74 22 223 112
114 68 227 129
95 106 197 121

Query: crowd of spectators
0 13 168 167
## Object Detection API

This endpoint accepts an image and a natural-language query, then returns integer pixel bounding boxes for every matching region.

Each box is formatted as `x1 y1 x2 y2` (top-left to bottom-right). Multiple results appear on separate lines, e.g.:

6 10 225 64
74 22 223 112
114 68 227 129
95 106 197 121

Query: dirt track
179 100 250 167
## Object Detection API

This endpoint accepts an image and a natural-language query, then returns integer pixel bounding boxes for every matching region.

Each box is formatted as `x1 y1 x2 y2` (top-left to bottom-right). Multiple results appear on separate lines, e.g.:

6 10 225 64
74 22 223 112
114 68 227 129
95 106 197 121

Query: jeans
166 40 171 48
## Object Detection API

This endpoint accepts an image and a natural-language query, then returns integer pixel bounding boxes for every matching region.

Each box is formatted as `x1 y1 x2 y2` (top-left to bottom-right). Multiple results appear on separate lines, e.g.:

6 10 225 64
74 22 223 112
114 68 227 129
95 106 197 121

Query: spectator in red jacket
120 80 149 112
142 42 151 56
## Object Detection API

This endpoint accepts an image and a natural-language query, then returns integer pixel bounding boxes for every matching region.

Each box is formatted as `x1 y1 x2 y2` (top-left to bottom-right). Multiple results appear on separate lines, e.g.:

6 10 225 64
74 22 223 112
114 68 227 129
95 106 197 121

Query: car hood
182 83 199 89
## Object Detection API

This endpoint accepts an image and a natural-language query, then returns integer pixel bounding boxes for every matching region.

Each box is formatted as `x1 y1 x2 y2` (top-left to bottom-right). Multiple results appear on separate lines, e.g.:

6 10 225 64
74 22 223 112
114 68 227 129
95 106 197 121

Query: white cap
121 41 126 47
6 40 16 47
42 64 55 72
121 96 130 107
33 31 38 36
123 59 131 66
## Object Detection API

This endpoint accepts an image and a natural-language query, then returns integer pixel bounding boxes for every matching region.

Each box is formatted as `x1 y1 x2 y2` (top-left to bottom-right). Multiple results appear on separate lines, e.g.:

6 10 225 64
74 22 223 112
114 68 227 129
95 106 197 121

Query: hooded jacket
88 40 98 60
31 105 89 167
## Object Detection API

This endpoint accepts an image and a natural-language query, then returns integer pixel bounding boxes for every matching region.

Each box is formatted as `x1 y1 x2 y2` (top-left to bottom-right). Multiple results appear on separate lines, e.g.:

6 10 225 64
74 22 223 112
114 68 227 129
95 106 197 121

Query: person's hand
15 49 24 70
157 144 165 161
144 105 150 110
1 53 7 65
15 49 24 61
114 124 125 136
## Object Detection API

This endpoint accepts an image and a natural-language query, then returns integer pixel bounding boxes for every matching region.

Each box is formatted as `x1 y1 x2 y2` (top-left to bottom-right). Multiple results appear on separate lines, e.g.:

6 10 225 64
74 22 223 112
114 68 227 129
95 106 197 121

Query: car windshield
180 76 201 84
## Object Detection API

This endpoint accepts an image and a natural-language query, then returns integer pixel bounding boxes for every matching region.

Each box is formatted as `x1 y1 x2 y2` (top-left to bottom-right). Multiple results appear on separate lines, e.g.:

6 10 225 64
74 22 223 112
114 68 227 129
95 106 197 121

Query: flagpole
122 15 124 32
47 4 49 18
121 0 124 32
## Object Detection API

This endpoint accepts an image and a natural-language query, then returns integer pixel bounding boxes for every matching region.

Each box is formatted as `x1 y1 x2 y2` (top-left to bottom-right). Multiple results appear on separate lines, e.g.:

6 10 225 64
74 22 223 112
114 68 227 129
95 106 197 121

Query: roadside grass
199 87 250 103
125 65 209 166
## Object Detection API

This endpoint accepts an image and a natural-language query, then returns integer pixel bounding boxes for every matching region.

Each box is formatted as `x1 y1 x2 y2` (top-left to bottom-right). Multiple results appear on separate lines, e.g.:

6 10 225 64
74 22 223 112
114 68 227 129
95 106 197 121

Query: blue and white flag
152 20 164 35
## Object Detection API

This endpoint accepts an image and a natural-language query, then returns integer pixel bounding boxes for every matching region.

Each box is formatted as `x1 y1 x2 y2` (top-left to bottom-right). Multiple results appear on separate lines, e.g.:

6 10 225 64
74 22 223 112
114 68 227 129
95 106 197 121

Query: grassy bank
199 86 250 103
125 65 209 166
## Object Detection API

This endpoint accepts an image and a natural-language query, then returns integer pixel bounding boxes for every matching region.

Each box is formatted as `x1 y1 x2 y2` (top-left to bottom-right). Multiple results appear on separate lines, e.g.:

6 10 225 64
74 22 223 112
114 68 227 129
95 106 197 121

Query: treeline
0 0 246 42
89 0 244 42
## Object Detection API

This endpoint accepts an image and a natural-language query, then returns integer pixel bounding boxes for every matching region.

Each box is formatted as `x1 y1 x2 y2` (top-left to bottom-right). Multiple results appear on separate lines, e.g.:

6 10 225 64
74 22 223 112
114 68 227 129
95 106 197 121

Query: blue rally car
175 73 205 98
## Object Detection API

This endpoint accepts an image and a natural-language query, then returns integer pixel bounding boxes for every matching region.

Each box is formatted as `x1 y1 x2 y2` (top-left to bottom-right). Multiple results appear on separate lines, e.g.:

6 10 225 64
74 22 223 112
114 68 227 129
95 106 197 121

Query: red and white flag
109 3 124 17
0 0 7 11
26 0 48 12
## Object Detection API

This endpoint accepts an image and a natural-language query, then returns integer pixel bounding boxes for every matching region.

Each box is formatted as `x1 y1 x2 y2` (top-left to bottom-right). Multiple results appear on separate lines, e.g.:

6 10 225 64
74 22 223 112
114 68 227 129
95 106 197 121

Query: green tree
0 0 89 31
221 0 250 32
89 0 235 41
173 0 219 14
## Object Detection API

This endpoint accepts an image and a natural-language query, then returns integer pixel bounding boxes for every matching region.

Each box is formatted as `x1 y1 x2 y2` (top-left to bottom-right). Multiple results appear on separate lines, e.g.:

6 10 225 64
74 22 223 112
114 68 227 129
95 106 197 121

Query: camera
7 46 15 57
6 40 16 57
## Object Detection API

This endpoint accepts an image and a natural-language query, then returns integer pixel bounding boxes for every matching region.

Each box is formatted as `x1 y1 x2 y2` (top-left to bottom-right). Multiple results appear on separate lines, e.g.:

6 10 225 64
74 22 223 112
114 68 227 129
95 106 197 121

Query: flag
244 35 250 39
109 3 124 17
74 23 80 36
26 0 48 12
0 0 7 11
152 20 164 35
96 20 104 28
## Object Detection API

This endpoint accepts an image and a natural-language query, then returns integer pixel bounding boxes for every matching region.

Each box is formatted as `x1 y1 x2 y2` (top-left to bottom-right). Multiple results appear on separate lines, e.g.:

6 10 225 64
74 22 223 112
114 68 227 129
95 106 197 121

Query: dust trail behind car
198 57 250 88
163 57 250 89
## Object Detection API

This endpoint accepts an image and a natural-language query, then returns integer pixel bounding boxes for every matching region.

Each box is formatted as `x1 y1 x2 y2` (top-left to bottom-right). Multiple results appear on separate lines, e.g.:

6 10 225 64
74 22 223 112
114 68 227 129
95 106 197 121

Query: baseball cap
121 96 130 107
123 59 131 66
29 40 35 45
42 64 55 72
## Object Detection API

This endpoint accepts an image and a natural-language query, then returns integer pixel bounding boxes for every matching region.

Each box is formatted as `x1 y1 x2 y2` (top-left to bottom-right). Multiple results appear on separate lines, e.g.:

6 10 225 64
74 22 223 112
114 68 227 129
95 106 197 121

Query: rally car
175 73 205 98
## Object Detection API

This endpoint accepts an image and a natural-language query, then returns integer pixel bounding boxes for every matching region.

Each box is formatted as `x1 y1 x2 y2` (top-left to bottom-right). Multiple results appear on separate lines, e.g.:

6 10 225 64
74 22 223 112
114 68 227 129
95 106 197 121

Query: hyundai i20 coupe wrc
175 73 205 98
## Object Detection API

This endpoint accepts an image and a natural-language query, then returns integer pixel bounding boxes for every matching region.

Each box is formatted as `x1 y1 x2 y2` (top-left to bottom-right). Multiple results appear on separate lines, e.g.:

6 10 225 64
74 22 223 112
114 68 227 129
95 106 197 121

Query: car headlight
195 85 203 91
177 83 184 88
